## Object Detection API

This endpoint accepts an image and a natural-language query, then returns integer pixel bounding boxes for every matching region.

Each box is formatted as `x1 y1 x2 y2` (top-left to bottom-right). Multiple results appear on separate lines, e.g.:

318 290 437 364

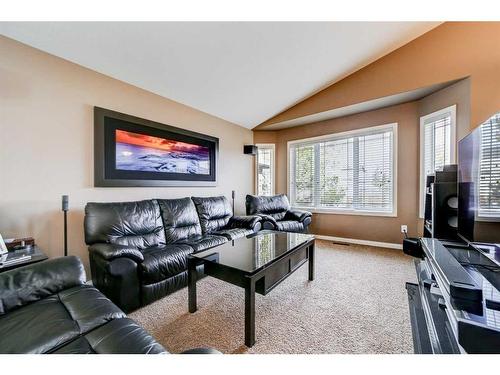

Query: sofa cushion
158 198 203 243
246 194 290 221
191 196 232 234
84 200 166 249
176 234 228 252
0 295 80 354
275 220 305 232
214 228 253 241
57 285 125 333
52 318 167 354
139 245 194 284
0 285 125 354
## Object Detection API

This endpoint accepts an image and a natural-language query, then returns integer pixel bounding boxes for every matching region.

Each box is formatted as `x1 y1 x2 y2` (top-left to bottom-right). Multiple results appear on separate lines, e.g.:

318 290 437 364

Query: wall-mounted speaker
244 145 258 155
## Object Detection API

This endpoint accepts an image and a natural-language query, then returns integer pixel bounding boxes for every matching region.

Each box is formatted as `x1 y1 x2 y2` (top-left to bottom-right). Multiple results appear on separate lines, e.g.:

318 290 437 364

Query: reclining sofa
0 256 220 354
246 194 312 232
0 256 166 354
84 196 262 312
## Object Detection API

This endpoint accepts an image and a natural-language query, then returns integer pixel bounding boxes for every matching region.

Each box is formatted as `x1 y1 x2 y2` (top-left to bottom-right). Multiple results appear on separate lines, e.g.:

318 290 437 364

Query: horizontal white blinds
423 114 452 179
479 113 500 217
289 125 395 213
257 146 274 196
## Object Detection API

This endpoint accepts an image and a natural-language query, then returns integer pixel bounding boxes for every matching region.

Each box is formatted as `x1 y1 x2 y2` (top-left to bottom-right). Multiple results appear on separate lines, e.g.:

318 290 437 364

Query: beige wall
255 102 420 244
0 36 253 271
258 22 500 132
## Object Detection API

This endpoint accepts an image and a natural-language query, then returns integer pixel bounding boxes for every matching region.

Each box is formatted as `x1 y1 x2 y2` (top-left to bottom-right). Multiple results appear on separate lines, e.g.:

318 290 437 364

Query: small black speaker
62 195 69 212
231 190 235 199
244 145 258 155
403 237 423 259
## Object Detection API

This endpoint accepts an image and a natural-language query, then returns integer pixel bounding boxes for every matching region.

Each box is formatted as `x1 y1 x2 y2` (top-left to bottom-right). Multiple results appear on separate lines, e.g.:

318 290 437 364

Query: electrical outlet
401 225 408 234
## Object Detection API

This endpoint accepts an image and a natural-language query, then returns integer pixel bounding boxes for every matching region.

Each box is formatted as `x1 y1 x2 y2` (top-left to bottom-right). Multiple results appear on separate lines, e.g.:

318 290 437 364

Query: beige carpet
130 240 417 354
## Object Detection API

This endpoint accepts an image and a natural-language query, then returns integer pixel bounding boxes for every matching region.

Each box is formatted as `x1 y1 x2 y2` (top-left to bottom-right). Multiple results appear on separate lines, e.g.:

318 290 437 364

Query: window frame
287 123 398 217
419 105 457 218
255 143 275 196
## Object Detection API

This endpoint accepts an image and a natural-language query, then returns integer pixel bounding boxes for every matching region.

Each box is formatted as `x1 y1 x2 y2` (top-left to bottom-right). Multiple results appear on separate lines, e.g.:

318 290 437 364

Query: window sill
292 207 397 218
477 213 500 222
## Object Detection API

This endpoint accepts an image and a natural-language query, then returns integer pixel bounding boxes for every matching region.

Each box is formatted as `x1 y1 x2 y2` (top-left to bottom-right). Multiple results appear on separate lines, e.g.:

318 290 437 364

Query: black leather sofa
84 196 261 312
246 194 312 232
0 256 166 354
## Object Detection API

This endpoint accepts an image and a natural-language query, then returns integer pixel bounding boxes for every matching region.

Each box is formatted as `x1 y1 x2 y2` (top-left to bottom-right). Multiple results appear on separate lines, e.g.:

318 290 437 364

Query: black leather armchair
192 196 262 240
0 256 166 354
246 194 312 233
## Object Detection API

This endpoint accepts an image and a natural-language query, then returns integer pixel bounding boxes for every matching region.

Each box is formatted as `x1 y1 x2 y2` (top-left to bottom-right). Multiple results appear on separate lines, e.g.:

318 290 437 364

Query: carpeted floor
130 240 417 354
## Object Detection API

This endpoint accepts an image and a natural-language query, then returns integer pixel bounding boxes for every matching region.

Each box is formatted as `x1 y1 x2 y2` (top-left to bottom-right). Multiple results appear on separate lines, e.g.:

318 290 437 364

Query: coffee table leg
188 257 197 313
308 243 315 281
244 278 256 347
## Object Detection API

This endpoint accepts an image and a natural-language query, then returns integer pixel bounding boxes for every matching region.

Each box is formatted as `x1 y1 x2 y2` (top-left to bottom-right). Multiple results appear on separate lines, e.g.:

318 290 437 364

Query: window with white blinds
289 123 397 215
478 113 500 218
419 105 456 217
256 144 275 196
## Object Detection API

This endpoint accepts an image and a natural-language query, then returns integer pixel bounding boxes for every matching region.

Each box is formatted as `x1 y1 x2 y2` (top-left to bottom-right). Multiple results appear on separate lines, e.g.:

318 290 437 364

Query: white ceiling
0 22 440 128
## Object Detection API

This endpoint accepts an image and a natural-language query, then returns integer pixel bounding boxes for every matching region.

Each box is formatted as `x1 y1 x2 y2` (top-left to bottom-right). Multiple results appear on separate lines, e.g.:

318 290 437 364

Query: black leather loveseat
246 194 312 233
0 256 166 354
84 196 261 312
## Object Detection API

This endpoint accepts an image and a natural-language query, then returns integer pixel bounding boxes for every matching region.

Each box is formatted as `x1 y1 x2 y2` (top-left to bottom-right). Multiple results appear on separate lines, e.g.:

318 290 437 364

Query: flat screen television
458 112 500 245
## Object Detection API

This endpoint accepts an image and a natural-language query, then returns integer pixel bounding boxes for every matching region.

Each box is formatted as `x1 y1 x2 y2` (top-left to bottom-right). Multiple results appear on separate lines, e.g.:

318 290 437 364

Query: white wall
0 36 254 271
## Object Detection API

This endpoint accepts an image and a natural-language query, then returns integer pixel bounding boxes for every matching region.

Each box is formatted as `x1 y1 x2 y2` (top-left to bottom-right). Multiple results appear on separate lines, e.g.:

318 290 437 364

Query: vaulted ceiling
0 22 440 128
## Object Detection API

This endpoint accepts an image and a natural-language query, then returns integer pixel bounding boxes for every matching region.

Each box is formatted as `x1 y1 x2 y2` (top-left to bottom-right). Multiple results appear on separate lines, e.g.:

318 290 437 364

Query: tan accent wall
255 102 420 244
416 78 471 235
0 36 253 270
257 22 500 132
418 78 471 142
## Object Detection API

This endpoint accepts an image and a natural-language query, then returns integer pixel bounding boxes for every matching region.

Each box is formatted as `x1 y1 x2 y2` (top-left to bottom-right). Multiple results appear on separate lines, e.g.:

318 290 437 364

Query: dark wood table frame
188 238 315 347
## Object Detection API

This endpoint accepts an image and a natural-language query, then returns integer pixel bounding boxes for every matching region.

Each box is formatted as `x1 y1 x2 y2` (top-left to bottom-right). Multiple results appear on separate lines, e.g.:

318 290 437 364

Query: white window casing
255 144 275 196
419 105 457 218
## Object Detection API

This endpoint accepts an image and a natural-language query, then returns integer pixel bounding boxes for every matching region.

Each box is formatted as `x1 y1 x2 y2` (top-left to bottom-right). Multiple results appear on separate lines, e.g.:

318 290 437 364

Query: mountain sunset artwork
115 129 210 175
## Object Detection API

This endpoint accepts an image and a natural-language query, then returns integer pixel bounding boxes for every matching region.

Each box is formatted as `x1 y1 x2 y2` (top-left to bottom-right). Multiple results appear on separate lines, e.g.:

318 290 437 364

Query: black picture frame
94 107 219 187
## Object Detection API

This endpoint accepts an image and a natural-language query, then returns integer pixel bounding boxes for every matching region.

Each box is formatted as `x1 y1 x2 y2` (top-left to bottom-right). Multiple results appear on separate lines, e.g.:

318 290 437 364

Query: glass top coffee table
187 231 315 347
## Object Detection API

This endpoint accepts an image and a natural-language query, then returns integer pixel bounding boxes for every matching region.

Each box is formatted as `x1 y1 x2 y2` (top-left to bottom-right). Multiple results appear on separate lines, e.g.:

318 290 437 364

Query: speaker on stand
62 195 69 257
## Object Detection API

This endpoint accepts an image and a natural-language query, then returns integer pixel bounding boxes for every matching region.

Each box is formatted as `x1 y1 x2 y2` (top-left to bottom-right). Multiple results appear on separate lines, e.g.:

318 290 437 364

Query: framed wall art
94 107 218 187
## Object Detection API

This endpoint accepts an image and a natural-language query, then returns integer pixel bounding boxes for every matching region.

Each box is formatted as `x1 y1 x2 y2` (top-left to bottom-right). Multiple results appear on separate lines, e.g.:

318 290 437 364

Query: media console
405 238 500 353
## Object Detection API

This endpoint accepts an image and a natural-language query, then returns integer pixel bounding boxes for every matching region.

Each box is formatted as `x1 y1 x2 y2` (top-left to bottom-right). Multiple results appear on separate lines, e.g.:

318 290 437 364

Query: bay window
288 123 397 216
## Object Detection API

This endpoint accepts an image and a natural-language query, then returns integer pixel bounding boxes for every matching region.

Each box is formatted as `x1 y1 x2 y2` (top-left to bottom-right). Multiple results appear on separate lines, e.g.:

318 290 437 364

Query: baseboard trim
314 234 403 250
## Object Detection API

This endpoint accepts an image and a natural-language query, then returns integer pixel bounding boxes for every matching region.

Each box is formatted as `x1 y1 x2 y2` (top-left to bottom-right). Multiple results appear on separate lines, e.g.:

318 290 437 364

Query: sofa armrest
89 243 144 263
229 215 262 231
285 209 312 223
256 214 277 225
0 256 86 315
181 347 222 354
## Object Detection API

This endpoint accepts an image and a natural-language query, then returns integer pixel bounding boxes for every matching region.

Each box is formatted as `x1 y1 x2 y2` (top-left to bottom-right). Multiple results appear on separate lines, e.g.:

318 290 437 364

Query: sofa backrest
0 256 86 316
246 194 290 221
84 200 166 249
157 198 202 243
191 196 232 234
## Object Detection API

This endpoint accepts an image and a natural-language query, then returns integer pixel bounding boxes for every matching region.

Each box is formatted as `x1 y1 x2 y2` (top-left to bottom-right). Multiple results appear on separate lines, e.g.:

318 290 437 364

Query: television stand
405 238 500 354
